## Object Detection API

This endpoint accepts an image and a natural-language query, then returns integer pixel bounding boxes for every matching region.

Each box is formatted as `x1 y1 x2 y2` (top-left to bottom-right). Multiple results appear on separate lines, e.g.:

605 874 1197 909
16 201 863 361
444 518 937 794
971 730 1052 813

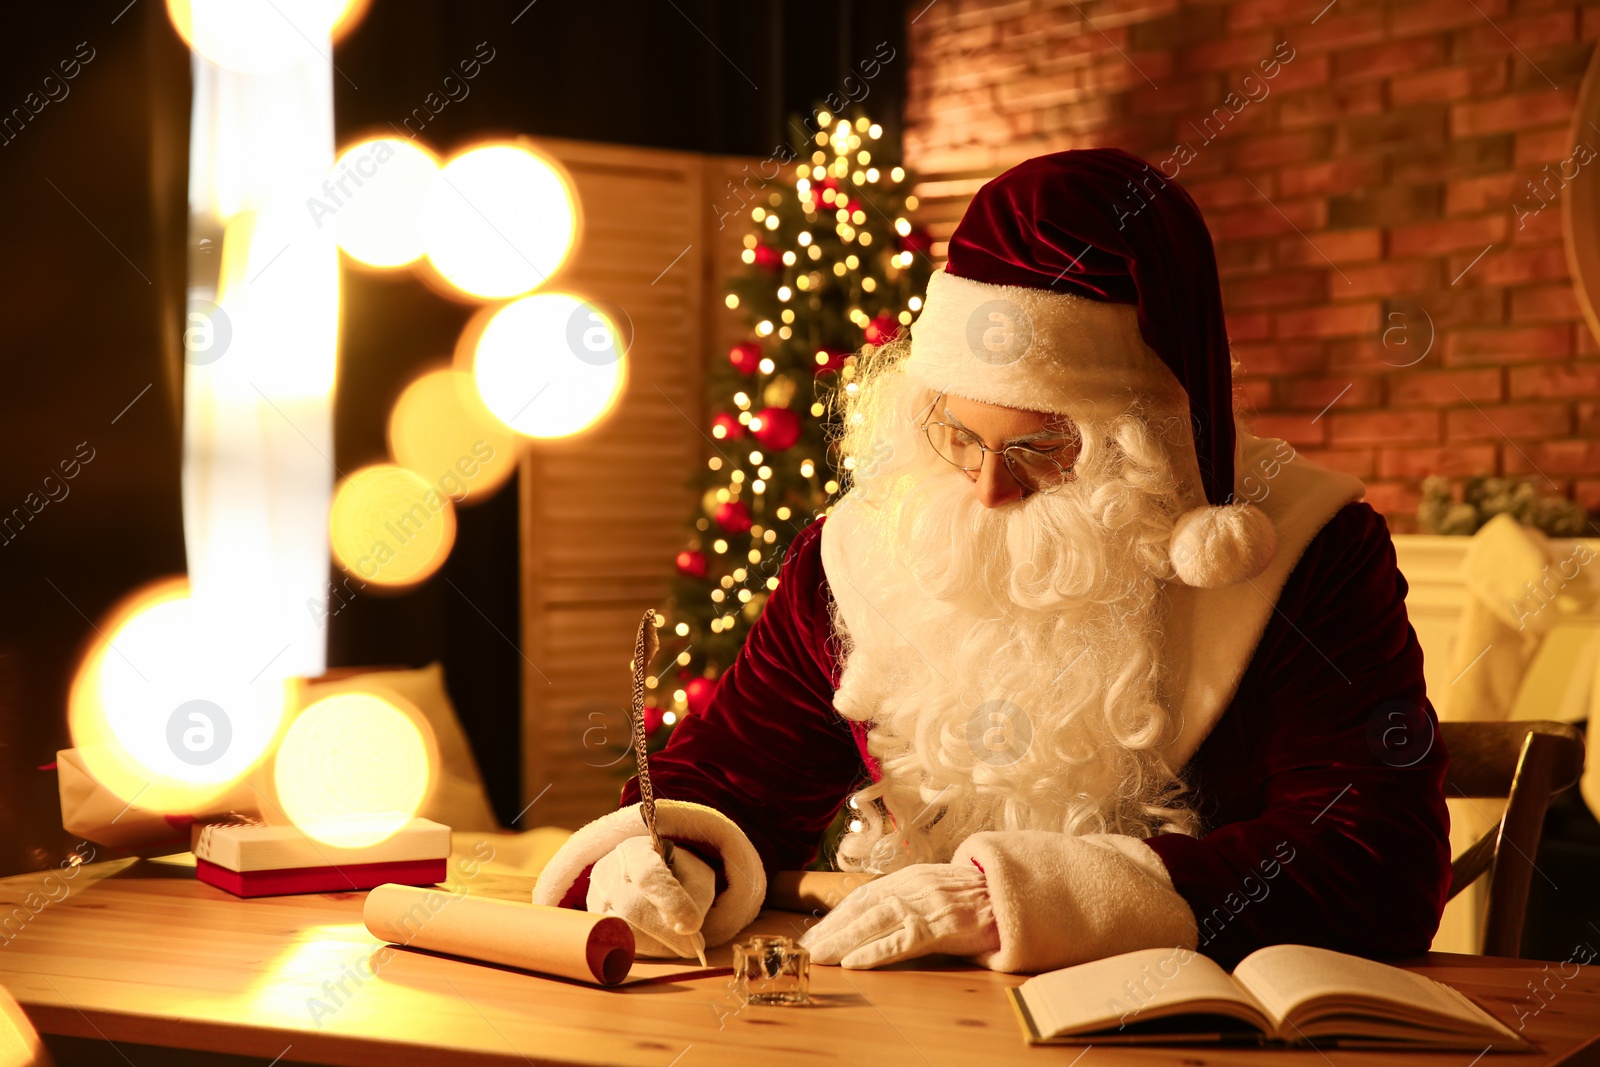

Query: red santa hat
904 148 1275 588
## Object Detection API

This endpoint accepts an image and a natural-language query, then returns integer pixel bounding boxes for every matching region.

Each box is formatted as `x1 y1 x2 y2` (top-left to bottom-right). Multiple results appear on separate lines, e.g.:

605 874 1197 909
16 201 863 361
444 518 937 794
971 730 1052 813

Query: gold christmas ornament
763 375 798 409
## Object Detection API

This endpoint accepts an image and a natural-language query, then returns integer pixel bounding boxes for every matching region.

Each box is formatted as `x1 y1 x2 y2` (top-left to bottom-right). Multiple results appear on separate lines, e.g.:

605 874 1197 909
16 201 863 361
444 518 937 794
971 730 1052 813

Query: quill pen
629 608 671 867
630 609 706 965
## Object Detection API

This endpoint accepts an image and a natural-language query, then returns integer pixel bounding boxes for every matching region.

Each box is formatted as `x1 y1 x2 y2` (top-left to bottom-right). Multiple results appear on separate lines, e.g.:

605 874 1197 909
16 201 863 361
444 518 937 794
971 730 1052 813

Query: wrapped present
192 815 450 897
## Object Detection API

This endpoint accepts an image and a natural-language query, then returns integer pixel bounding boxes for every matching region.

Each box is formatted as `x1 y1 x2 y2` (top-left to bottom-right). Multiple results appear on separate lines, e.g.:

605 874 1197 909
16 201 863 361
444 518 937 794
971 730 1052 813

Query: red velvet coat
624 501 1452 968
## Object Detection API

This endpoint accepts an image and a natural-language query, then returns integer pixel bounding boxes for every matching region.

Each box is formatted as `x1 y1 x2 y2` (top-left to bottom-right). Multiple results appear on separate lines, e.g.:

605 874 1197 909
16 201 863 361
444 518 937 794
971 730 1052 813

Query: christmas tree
644 109 933 740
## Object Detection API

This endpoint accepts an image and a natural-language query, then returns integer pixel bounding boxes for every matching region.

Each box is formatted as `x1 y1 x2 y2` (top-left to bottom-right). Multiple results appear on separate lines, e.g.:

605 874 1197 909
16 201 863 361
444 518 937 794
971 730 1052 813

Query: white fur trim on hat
952 830 1197 974
904 269 1187 421
532 800 765 947
1170 502 1277 588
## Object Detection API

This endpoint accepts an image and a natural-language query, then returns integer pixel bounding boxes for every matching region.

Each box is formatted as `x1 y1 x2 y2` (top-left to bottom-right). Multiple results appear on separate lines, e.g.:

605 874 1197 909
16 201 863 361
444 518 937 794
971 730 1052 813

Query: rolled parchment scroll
364 883 636 986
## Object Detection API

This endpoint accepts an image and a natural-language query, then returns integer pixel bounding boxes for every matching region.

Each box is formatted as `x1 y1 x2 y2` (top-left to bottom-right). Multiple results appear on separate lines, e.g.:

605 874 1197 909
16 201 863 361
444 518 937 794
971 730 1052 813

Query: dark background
0 0 906 875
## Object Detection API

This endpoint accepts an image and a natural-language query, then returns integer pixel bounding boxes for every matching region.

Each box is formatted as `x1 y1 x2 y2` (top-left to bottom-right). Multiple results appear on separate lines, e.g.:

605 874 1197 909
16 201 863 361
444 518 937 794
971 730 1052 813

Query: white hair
826 337 1201 874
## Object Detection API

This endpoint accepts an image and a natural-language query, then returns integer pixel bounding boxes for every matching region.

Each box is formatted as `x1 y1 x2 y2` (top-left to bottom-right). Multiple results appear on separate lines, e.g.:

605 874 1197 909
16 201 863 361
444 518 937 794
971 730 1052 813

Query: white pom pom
1169 503 1277 588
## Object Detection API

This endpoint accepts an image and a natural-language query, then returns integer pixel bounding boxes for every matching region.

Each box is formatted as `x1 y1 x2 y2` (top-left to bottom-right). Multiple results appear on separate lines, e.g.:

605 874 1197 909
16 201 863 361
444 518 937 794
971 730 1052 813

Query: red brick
1281 229 1383 269
1296 11 1386 52
1249 413 1329 446
1277 375 1384 410
1444 324 1574 362
1581 323 1600 356
1389 367 1505 405
1579 400 1600 434
1277 301 1383 339
1574 478 1600 511
1503 440 1600 476
1234 376 1274 410
1228 312 1275 341
1390 0 1509 35
1511 283 1582 321
1231 339 1328 374
1135 77 1226 117
1211 198 1327 240
1379 445 1500 477
1216 238 1277 278
1296 447 1378 478
1446 402 1571 441
1509 361 1600 396
1231 129 1336 169
1516 126 1577 165
1334 39 1449 82
1455 10 1578 57
1224 269 1329 309
1390 60 1510 106
1475 245 1571 286
1389 215 1510 257
1267 52 1332 92
1278 157 1385 198
1227 0 1291 32
1182 33 1278 74
1424 285 1510 327
1329 409 1443 445
1511 204 1566 246
1341 260 1443 299
1187 173 1273 210
1452 90 1576 136
1445 172 1517 214
1363 481 1424 517
1281 82 1387 129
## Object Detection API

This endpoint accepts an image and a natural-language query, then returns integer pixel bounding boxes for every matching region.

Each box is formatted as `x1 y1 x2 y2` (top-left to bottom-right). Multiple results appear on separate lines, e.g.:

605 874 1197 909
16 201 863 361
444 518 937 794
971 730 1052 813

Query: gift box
191 816 450 897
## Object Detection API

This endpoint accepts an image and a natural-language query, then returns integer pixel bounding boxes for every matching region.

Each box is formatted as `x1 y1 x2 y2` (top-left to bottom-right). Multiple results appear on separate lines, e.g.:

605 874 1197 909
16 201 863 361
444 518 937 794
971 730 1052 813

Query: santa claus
534 148 1452 974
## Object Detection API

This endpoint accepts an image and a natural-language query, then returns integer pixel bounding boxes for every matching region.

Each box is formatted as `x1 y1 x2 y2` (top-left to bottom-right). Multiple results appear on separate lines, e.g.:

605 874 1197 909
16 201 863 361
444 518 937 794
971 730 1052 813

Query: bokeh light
328 137 439 268
388 368 522 502
166 0 365 73
471 292 626 438
328 464 456 587
421 143 577 299
273 691 435 849
68 578 294 814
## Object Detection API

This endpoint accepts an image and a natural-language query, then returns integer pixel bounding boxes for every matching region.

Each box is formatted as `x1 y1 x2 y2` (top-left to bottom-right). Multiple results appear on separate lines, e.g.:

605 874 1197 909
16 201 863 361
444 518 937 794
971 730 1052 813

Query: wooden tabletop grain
0 851 1596 1066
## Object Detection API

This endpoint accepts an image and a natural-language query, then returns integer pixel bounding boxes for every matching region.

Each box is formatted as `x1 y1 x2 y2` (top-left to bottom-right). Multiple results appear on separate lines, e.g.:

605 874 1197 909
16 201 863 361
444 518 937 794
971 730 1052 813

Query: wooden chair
1441 720 1586 958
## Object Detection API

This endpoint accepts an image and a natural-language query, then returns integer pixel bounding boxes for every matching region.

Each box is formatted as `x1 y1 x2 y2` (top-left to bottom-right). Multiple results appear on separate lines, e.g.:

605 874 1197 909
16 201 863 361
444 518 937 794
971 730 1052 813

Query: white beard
828 359 1200 875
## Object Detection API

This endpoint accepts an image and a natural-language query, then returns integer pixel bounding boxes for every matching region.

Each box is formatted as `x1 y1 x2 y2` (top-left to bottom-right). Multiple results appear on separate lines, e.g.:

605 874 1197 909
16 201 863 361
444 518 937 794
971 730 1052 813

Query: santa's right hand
586 835 715 960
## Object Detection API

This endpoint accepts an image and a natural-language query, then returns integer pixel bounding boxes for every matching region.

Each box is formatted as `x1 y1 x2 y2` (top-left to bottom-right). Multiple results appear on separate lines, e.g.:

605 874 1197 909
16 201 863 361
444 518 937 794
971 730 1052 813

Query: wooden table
1 853 1598 1066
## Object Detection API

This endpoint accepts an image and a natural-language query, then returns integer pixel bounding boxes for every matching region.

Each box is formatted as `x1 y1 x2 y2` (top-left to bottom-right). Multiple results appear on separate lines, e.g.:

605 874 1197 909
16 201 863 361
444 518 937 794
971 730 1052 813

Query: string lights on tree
645 109 933 736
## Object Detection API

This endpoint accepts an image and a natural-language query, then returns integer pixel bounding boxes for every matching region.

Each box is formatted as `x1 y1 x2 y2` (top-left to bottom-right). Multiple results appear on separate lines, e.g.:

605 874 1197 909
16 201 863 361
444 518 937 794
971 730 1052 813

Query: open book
1008 944 1529 1050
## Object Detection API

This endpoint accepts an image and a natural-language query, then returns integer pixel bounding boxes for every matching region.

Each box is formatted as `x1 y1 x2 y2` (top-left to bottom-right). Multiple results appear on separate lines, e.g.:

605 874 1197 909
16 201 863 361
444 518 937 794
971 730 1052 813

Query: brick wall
903 0 1600 527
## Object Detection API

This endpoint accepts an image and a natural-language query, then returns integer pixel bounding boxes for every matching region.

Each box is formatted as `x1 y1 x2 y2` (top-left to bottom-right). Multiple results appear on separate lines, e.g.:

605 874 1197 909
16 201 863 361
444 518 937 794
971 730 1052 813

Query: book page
1019 947 1272 1039
1233 945 1501 1037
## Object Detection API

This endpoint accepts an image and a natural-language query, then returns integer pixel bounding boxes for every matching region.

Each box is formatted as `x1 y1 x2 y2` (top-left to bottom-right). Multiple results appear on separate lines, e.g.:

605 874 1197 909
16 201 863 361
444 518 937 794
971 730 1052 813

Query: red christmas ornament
900 227 933 255
752 245 782 272
728 341 762 375
864 313 901 346
714 499 752 535
643 704 665 735
844 198 862 216
684 676 715 716
813 347 850 375
711 412 745 440
752 406 802 451
675 549 708 579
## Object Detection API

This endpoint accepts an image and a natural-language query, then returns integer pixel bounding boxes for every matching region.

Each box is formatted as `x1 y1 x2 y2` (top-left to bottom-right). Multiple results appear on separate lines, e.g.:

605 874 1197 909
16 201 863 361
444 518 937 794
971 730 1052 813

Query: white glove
586 836 715 962
798 862 999 969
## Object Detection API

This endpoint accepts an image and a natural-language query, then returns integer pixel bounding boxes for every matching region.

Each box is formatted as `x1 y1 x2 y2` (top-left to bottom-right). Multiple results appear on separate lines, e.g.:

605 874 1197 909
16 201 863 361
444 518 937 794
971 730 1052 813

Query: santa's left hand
798 862 999 969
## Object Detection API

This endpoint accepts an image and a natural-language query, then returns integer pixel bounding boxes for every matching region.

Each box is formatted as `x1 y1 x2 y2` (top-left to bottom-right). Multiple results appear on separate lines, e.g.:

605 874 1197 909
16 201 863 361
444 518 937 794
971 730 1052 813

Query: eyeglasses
917 392 1078 494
